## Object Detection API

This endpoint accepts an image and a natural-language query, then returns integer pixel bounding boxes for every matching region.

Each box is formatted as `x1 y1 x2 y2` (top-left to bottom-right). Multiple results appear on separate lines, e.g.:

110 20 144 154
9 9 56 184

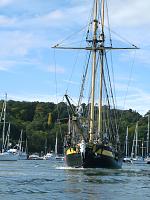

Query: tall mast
52 0 139 144
131 132 135 158
55 132 58 155
146 114 149 158
98 0 105 137
89 0 98 142
2 93 7 151
20 129 23 151
135 122 138 158
6 123 10 150
125 126 128 157
141 140 144 158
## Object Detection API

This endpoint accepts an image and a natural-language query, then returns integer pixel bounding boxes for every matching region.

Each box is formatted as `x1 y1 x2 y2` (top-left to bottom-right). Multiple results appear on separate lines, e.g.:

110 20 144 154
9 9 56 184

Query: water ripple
0 160 150 200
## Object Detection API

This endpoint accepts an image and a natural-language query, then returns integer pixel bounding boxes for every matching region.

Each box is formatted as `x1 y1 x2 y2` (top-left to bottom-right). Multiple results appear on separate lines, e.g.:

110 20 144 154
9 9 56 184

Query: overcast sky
0 0 150 115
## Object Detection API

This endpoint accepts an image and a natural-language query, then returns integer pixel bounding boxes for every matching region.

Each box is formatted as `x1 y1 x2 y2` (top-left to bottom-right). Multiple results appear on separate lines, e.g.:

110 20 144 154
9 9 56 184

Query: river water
0 160 149 200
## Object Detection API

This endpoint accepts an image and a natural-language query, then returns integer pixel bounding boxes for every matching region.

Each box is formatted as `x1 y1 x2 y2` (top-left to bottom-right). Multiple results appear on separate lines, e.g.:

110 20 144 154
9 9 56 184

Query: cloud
133 49 150 66
0 31 48 58
115 84 150 115
0 15 16 25
0 59 44 72
5 92 63 103
0 60 18 71
109 0 150 28
1 0 148 59
0 0 13 7
48 65 65 74
106 0 150 47
0 0 149 116
63 79 79 85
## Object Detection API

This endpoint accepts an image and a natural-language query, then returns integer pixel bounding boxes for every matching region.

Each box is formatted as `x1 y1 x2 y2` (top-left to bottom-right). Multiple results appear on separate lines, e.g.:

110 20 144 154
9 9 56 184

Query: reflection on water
0 160 150 200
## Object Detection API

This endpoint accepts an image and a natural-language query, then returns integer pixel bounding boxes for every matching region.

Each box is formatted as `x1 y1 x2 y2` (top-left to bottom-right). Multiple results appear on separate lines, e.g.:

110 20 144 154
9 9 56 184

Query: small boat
28 154 43 160
55 155 64 161
144 157 150 164
43 152 54 160
123 157 132 164
0 149 18 161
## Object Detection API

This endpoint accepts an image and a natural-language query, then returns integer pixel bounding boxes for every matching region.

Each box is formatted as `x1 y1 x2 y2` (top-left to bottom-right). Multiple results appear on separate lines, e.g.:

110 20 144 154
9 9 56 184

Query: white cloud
63 79 79 85
0 0 149 116
115 84 150 115
0 15 16 25
40 10 65 23
0 59 43 72
109 0 150 28
5 92 63 103
0 0 12 7
133 49 150 66
0 31 48 57
48 65 65 74
0 60 18 71
105 0 150 47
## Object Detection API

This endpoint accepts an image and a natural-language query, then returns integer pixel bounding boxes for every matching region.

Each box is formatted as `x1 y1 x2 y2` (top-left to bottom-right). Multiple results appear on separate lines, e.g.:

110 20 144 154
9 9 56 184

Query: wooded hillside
0 100 149 155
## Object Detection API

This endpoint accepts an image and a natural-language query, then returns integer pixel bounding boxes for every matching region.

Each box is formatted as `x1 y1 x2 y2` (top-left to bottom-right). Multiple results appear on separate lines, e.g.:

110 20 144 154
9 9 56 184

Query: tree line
0 100 149 155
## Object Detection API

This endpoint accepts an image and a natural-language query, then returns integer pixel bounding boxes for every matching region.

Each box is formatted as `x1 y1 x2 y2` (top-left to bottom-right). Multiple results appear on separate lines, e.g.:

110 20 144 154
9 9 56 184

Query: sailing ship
123 127 132 163
55 132 64 160
52 0 138 168
131 122 145 164
17 130 28 160
0 94 18 161
144 114 150 164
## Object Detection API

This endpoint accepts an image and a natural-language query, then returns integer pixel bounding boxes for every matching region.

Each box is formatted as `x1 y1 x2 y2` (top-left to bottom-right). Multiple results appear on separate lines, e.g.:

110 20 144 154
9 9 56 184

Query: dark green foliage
0 100 149 154
117 109 142 145
0 100 68 154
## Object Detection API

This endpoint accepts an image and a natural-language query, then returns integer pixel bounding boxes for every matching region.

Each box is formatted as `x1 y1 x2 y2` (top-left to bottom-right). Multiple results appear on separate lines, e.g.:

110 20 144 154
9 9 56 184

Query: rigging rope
78 51 91 107
104 52 119 143
105 0 119 139
100 54 117 141
106 0 112 47
118 50 137 131
53 49 63 142
54 25 89 48
106 0 118 112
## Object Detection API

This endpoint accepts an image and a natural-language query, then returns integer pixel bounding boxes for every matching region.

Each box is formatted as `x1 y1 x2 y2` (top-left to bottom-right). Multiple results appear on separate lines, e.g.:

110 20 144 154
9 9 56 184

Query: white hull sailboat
144 114 150 164
0 94 18 161
55 133 64 161
0 150 18 161
17 130 28 160
123 127 132 163
131 122 145 164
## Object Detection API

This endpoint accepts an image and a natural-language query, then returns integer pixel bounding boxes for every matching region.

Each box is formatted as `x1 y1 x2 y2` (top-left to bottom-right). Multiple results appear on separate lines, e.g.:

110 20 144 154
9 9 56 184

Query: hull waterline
65 145 122 169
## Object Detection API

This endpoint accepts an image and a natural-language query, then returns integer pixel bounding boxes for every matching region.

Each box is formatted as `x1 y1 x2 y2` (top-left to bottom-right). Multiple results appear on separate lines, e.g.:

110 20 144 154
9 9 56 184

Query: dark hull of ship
65 152 122 169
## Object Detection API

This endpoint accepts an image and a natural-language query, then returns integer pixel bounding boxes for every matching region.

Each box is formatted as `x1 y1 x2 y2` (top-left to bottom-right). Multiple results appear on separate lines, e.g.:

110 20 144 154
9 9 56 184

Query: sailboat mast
2 93 7 151
146 114 149 158
89 0 99 142
125 126 128 157
20 129 23 151
55 132 58 155
135 122 138 158
6 123 10 150
98 0 105 137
